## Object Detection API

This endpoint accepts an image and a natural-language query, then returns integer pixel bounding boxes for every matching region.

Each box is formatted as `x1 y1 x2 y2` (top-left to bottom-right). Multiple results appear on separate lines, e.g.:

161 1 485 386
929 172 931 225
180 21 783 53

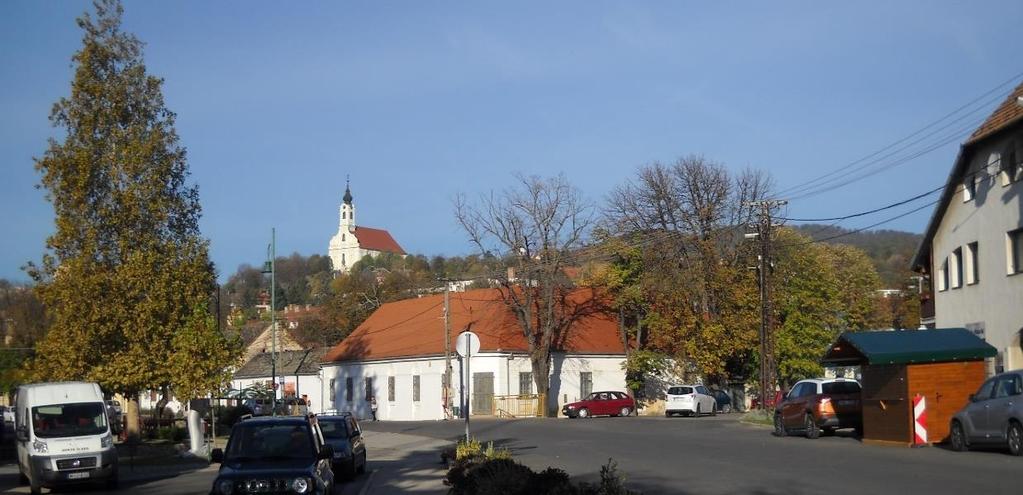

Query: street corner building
320 288 628 421
912 81 1023 372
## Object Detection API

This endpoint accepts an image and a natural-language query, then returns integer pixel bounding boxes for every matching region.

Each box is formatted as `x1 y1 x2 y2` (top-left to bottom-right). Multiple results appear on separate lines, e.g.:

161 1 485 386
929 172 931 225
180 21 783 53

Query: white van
15 382 118 494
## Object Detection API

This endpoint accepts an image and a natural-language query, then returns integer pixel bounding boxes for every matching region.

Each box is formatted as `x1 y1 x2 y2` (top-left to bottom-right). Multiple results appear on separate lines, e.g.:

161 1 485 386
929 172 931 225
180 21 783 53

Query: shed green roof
822 328 996 366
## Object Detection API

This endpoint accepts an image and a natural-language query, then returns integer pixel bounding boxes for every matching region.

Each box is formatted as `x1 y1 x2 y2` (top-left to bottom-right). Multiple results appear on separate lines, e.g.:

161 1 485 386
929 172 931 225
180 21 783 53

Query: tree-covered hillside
792 225 923 289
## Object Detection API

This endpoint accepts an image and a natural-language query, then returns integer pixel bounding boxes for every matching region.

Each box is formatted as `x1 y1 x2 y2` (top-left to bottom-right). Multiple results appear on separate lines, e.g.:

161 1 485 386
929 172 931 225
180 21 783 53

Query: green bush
155 426 187 442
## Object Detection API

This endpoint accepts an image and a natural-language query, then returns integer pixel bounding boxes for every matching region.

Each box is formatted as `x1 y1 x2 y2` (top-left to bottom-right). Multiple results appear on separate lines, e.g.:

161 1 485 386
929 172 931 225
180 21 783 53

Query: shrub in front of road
445 455 639 495
154 426 187 442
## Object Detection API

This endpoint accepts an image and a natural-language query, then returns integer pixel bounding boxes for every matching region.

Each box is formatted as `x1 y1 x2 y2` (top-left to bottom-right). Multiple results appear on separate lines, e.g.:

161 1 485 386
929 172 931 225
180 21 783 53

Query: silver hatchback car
950 370 1023 455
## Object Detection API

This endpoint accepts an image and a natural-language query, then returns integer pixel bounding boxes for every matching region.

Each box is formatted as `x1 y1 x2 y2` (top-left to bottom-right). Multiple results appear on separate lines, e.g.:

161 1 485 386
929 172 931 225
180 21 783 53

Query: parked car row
561 385 737 419
209 411 368 495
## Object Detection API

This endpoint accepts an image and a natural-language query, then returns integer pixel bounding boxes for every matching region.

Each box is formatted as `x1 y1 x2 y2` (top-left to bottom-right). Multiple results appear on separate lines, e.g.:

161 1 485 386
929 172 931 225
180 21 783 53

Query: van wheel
29 475 41 495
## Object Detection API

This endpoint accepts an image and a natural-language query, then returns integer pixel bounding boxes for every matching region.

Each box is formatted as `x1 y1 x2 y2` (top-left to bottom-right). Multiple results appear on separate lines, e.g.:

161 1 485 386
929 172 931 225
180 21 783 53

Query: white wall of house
320 352 627 421
932 132 1023 372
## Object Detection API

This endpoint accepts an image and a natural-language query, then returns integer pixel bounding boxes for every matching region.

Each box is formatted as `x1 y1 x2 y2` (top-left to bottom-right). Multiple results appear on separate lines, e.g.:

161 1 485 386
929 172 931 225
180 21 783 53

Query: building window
1009 228 1023 275
963 176 976 202
413 375 421 402
1001 142 1020 185
580 372 593 398
329 379 336 403
346 377 353 402
966 242 979 285
938 257 949 291
519 372 533 396
342 234 345 241
951 247 963 289
365 377 373 400
388 376 396 402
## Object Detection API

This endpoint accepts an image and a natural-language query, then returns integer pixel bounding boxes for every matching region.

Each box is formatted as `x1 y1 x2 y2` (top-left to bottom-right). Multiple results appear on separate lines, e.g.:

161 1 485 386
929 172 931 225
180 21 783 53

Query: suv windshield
226 423 314 461
32 402 108 438
822 382 861 394
668 387 694 395
319 419 349 440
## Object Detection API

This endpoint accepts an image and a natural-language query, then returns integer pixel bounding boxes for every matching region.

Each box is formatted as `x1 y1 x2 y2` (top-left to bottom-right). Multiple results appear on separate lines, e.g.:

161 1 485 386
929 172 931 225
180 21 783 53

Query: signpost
455 331 480 443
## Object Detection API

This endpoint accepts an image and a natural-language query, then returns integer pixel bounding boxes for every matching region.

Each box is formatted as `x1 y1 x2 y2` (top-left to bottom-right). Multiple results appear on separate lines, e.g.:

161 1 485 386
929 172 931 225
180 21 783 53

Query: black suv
317 413 367 480
210 415 335 495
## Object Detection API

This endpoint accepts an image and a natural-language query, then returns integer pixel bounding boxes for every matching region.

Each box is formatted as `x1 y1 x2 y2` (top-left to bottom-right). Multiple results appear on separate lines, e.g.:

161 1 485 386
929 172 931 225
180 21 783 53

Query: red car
562 391 636 418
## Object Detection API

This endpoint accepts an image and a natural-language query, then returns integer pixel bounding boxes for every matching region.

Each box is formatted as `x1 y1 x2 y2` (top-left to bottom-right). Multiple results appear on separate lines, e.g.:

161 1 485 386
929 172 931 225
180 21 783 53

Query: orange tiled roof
322 288 624 363
967 81 1023 144
354 226 405 255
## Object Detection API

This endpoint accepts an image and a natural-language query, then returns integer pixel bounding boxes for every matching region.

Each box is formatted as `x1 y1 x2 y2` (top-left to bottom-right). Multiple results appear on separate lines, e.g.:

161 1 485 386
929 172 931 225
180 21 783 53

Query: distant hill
792 225 923 288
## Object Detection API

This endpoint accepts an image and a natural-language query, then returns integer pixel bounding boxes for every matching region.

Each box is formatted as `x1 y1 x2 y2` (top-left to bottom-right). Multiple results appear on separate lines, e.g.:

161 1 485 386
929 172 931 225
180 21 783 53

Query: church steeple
342 175 353 205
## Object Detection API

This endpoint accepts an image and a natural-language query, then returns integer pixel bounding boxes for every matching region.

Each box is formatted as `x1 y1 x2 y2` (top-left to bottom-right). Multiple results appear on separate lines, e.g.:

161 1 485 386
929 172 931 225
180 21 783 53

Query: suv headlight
291 477 311 494
216 479 234 495
101 433 113 448
32 439 48 454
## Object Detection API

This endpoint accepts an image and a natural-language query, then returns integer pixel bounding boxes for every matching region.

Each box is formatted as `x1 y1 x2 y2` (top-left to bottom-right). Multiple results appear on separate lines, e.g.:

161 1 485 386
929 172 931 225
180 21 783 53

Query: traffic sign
455 331 480 357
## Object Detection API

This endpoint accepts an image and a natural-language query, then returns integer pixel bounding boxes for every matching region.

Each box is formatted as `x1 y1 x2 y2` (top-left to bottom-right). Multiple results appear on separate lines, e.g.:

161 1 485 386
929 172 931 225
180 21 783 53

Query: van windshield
32 402 108 438
226 423 315 461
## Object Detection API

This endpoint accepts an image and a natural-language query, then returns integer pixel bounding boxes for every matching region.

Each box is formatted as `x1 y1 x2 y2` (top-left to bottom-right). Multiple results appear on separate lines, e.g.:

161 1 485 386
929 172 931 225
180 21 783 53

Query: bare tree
603 156 773 383
455 174 595 416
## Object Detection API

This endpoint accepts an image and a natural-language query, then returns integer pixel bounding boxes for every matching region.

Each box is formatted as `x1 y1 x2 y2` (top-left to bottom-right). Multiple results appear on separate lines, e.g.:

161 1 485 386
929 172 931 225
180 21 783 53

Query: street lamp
261 228 277 415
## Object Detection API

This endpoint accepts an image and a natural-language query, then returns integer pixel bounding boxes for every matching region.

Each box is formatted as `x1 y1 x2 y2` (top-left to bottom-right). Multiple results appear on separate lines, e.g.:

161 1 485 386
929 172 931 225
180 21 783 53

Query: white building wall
321 353 626 421
932 134 1023 373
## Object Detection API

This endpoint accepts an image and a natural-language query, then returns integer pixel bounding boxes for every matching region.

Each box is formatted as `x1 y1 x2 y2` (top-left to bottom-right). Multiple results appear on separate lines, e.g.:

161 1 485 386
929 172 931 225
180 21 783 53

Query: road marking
356 468 377 495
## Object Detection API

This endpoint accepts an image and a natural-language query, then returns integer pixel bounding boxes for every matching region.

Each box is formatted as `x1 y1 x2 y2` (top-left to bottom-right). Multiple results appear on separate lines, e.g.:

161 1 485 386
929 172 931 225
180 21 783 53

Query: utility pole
745 200 786 410
262 228 277 415
443 282 453 420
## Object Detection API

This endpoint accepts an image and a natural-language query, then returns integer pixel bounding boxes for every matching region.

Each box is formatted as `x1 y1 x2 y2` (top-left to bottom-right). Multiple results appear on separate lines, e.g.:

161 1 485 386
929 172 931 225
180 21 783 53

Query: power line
774 70 1023 198
778 186 943 222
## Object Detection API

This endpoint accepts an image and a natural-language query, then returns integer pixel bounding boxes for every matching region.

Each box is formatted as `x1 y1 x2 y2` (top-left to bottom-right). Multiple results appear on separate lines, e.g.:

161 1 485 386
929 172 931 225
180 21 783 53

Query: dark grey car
950 369 1023 455
319 413 367 479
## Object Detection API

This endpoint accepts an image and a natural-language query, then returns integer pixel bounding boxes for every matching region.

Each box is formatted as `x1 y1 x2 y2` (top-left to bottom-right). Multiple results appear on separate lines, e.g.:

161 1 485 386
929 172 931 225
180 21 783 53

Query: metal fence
492 394 544 418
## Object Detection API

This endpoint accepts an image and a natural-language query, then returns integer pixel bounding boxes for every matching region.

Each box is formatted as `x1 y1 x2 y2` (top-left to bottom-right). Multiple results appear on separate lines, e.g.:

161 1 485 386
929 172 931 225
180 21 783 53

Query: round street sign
455 331 481 357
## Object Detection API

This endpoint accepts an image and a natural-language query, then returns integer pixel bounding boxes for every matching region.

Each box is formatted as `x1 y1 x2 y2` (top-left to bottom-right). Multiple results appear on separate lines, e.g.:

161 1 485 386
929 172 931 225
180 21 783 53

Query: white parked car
665 384 718 417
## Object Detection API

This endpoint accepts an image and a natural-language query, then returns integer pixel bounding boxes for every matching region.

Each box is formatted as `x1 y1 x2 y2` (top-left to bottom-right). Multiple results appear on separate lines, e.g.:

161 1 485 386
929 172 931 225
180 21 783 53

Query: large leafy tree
26 0 238 436
772 228 887 386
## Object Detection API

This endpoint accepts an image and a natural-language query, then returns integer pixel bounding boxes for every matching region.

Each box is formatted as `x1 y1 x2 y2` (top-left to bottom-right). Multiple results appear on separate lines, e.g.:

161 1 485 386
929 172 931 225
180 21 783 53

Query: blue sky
2 1 1021 282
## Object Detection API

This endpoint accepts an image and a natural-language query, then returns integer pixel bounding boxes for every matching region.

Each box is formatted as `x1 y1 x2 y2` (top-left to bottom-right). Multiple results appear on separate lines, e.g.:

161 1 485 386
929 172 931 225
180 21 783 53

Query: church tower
328 178 359 272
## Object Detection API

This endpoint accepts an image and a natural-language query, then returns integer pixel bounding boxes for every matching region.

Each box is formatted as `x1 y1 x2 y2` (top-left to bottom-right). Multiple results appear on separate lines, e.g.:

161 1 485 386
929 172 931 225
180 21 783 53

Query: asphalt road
361 415 1023 495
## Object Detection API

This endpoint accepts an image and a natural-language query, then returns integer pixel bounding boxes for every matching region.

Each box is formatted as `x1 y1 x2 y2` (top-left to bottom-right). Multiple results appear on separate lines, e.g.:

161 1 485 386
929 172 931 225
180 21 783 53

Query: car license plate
67 472 90 480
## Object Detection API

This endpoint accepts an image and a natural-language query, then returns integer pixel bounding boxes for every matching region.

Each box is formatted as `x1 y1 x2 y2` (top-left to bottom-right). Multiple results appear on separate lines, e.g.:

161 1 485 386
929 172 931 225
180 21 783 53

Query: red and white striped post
913 393 928 446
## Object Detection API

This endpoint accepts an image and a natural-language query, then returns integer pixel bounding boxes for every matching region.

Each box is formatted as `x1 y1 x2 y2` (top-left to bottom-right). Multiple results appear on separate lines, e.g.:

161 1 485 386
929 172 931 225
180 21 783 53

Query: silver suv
950 369 1023 455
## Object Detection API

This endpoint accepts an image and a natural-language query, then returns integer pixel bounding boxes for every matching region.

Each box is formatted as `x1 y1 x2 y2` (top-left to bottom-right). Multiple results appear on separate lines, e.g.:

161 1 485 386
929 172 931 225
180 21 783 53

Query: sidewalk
358 430 453 495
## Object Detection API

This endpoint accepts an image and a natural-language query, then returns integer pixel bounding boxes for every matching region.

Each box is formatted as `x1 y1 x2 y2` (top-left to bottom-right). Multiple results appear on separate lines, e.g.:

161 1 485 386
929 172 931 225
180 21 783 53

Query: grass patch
740 410 773 427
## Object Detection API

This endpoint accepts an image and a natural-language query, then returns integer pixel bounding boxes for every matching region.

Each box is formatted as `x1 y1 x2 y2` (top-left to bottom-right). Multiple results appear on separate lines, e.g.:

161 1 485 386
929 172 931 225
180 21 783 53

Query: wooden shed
822 328 996 446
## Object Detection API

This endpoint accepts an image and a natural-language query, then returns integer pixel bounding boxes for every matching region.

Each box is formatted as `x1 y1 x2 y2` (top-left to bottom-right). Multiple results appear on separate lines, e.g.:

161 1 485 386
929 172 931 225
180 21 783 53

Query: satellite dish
455 331 481 357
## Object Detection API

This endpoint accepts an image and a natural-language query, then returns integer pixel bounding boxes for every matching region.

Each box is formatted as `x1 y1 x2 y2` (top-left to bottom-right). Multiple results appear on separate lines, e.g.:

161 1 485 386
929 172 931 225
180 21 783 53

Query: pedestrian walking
370 396 378 421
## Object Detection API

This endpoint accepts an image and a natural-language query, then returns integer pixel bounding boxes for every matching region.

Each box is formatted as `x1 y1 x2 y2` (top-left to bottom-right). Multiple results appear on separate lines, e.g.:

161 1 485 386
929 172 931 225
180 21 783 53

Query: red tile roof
967 80 1023 144
354 226 405 255
322 288 624 363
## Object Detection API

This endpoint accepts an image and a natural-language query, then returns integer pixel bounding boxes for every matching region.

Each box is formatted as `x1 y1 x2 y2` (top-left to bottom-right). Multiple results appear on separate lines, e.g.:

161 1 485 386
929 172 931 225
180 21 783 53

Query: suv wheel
1008 422 1022 456
950 421 968 452
804 413 820 439
774 414 787 437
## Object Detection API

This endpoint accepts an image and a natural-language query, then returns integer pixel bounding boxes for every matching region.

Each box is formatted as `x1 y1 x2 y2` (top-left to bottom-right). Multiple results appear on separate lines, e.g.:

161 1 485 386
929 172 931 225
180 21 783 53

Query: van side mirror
211 448 224 463
16 426 28 442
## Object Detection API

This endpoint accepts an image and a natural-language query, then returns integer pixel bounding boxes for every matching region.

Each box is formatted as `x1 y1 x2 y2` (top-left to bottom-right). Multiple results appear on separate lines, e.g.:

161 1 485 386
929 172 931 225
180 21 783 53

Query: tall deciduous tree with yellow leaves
26 0 239 438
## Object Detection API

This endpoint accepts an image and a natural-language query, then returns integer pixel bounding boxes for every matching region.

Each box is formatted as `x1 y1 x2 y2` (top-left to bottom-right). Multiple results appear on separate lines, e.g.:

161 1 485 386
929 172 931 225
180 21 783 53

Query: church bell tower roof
342 176 353 205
